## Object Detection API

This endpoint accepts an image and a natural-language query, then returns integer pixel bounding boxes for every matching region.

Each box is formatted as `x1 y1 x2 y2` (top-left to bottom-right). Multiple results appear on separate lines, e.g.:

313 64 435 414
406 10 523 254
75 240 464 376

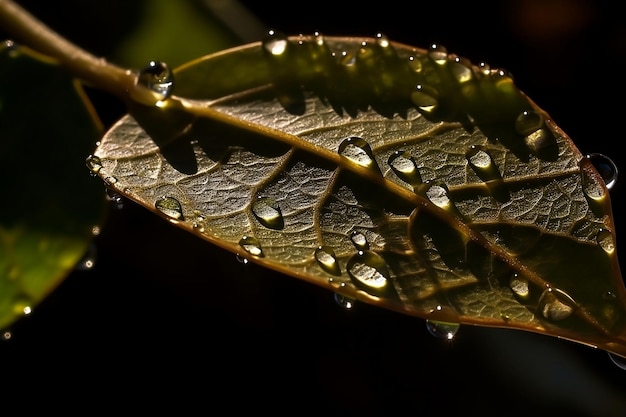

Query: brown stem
0 0 136 100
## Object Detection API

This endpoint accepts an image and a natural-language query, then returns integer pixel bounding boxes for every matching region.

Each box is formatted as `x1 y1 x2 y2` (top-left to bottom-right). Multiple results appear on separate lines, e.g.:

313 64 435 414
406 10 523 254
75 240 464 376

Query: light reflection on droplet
587 153 618 191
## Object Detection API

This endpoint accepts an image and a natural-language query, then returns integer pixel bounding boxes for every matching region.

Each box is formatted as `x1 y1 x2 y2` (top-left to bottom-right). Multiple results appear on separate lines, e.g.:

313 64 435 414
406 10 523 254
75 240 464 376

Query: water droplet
426 319 460 340
235 254 249 264
515 110 543 135
581 160 607 202
608 352 626 370
338 137 381 172
239 236 264 257
449 55 473 83
315 246 341 275
76 243 97 271
12 295 33 316
106 188 125 209
514 110 556 156
252 196 284 230
410 84 439 113
466 145 500 178
408 55 424 73
596 228 615 254
137 60 174 101
587 153 618 190
85 154 102 174
350 231 369 251
155 196 184 221
346 250 390 295
104 176 118 186
388 150 423 188
425 184 451 209
375 32 390 48
334 293 355 310
538 287 576 321
509 273 530 299
263 29 289 56
428 43 448 65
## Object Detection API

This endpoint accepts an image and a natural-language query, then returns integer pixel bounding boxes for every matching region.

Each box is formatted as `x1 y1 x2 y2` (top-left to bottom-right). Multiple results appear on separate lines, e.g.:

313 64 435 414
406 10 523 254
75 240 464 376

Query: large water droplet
426 319 460 340
587 153 618 190
346 250 390 295
239 236 264 257
537 287 576 321
155 196 184 221
315 245 341 276
85 154 102 175
388 150 423 188
338 136 380 172
263 29 289 56
596 228 615 255
137 60 174 102
252 196 284 230
410 84 439 114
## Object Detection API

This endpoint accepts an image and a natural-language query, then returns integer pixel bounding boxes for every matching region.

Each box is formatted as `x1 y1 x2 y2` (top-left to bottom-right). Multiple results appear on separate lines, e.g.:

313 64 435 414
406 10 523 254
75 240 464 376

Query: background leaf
0 43 106 330
1 1 625 415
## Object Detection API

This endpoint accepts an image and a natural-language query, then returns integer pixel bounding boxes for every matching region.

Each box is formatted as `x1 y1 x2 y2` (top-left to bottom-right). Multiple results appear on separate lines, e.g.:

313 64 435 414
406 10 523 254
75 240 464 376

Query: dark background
2 0 625 414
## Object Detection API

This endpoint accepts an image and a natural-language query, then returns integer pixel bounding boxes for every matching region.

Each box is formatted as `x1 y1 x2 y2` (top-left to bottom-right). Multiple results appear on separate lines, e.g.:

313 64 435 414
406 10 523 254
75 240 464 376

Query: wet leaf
93 33 626 358
0 42 106 331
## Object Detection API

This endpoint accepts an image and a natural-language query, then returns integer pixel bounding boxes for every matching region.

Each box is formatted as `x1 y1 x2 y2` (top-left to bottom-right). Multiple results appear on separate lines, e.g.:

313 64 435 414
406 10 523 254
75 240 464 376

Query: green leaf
93 33 626 358
0 42 107 331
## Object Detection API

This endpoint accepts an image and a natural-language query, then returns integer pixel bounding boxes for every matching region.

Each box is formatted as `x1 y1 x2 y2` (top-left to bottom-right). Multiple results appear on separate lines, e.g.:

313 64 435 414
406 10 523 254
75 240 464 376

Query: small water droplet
408 55 424 73
106 188 124 209
509 273 530 299
587 153 618 190
428 43 448 65
155 196 184 221
263 29 289 56
252 196 284 230
104 176 118 186
410 84 439 113
239 236 264 257
334 293 355 310
426 320 460 340
608 352 626 370
346 250 390 295
388 150 423 188
449 55 473 83
514 110 555 156
425 184 451 209
85 154 102 174
315 246 341 275
596 228 615 254
338 136 381 172
375 32 390 48
76 243 97 271
137 60 174 101
581 160 607 202
350 231 369 251
515 110 543 135
235 254 249 264
538 287 576 321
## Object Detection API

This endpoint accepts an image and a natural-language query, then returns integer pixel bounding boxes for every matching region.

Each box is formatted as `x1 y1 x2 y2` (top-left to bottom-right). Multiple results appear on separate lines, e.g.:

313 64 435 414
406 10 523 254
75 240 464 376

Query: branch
0 0 137 100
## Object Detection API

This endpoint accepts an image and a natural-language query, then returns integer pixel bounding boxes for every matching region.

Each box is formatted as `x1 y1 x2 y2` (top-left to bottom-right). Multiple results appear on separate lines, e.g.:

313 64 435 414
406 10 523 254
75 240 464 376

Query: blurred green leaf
0 42 107 330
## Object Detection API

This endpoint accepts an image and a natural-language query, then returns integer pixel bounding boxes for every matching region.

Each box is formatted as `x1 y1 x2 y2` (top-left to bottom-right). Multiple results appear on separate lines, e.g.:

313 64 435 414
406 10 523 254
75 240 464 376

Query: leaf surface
0 42 107 331
93 33 626 357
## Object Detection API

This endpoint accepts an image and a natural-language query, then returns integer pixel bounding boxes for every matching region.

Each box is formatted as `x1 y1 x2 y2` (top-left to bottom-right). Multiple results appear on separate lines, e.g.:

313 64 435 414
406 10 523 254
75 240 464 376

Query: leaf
0 42 107 331
92 33 626 358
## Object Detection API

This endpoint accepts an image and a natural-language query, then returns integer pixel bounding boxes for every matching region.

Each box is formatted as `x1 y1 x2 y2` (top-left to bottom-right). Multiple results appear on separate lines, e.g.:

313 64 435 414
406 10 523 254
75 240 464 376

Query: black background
2 0 626 414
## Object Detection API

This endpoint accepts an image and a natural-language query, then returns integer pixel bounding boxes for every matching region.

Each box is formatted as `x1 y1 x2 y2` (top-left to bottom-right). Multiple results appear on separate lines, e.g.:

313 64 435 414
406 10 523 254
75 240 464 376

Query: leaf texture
92 33 626 357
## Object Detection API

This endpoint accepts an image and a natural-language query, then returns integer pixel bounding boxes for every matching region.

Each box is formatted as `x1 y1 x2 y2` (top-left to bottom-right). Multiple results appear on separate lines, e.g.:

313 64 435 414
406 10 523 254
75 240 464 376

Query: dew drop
315 246 341 276
239 236 264 257
514 110 543 135
155 196 184 221
587 153 618 190
263 29 289 56
411 84 439 113
425 184 451 209
137 60 174 101
596 228 615 255
85 154 102 174
537 287 576 321
334 293 355 310
106 188 125 210
449 55 473 83
514 110 555 156
581 160 607 202
252 196 284 230
408 55 424 73
346 250 390 295
350 231 369 251
509 273 530 299
388 150 423 187
428 43 448 65
425 319 460 340
338 136 381 172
